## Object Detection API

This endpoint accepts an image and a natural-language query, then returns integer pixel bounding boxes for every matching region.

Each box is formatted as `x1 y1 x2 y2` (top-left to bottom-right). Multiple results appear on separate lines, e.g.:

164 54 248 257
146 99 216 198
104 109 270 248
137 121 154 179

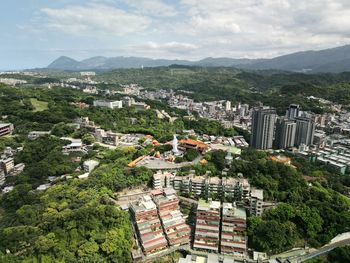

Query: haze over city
2 0 350 69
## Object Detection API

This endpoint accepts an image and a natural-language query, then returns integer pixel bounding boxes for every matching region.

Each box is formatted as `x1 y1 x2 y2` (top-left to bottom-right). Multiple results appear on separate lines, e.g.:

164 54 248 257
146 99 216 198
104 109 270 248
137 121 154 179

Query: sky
1 0 350 70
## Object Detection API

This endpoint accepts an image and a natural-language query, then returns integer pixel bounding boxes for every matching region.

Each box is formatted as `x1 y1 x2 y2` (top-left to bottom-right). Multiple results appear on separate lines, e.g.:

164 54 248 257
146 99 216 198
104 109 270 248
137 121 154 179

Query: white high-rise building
225 101 231 111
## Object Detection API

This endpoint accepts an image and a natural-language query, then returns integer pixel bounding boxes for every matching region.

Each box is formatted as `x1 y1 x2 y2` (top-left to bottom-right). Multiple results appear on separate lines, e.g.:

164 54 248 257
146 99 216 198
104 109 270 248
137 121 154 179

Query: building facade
0 123 14 137
93 100 123 109
285 104 300 119
221 203 247 256
295 117 316 146
250 107 277 150
274 117 296 149
193 200 221 252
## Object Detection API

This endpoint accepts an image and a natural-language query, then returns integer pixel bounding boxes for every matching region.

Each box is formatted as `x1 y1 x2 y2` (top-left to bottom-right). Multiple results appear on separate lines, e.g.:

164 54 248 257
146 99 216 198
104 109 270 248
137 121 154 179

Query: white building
83 160 99 173
225 101 231 111
93 100 123 109
0 157 14 175
28 131 51 140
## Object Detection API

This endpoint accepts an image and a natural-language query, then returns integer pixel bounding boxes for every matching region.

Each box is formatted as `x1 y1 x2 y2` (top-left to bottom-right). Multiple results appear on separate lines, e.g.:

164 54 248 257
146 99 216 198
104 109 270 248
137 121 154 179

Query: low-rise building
28 131 51 140
93 100 123 109
94 129 121 146
0 157 14 175
0 123 14 137
179 139 209 152
61 138 86 154
83 160 99 173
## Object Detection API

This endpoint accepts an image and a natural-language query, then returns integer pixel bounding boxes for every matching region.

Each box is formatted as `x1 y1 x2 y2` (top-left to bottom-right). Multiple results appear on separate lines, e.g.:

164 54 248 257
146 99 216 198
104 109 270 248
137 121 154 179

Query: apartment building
130 195 168 254
152 188 190 246
221 203 247 257
171 174 252 202
0 123 14 137
193 199 221 252
0 157 14 175
250 189 264 216
153 171 264 216
153 171 175 189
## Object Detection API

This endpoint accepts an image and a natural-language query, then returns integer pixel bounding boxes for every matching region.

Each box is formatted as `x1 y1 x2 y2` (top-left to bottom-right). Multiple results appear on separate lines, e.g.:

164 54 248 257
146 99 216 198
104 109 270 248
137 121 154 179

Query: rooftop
0 123 11 128
222 203 247 219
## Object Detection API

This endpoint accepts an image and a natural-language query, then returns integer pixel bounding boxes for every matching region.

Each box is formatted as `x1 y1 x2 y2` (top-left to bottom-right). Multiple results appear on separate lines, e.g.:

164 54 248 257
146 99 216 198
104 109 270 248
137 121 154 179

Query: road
292 237 350 262
280 232 350 263
140 232 350 263
136 155 202 170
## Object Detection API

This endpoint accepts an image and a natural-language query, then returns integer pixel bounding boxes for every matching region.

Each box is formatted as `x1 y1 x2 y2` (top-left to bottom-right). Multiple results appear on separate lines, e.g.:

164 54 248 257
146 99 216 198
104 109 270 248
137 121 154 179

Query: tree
183 148 199 161
82 133 95 145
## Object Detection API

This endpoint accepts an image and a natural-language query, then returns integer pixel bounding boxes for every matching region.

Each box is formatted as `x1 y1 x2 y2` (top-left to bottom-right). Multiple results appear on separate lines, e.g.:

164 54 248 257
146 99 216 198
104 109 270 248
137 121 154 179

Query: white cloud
27 0 350 60
126 41 199 58
124 0 177 17
170 0 350 58
144 41 198 52
41 3 151 36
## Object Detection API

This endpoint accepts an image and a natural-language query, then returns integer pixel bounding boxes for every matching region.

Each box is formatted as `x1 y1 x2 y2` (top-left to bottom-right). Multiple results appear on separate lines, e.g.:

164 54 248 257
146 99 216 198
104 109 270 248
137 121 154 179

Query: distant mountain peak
46 44 350 73
47 56 79 70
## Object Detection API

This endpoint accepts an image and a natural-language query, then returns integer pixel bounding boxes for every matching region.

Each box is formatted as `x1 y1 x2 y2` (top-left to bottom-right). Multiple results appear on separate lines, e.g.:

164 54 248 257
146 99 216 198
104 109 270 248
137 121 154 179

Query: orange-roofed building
199 159 208 165
152 140 160 146
179 139 208 152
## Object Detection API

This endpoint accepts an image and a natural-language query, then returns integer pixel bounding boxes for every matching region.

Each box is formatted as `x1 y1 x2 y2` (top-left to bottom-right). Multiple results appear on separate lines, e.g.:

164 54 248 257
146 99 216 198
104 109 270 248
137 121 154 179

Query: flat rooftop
0 123 11 128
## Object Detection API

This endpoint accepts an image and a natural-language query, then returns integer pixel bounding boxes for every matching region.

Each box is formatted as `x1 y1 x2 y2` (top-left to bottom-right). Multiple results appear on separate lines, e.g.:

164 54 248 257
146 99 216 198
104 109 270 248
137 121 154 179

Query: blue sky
1 0 350 70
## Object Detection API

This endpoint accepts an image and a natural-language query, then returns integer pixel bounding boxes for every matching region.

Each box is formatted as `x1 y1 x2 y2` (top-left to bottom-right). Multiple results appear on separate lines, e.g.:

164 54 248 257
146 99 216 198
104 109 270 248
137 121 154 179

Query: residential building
83 160 99 173
61 139 85 154
152 188 190 246
285 104 300 119
153 171 176 189
93 100 123 109
249 189 264 216
0 157 14 175
94 129 121 146
225 101 231 111
132 102 150 110
221 203 247 257
274 117 296 149
295 117 316 146
171 174 255 204
250 107 277 150
130 195 168 255
28 131 51 140
0 123 14 137
193 199 221 252
313 131 326 148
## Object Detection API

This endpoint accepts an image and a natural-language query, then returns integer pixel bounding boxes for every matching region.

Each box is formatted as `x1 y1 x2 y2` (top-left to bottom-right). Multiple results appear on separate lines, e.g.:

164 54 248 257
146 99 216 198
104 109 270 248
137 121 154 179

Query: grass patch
30 98 48 112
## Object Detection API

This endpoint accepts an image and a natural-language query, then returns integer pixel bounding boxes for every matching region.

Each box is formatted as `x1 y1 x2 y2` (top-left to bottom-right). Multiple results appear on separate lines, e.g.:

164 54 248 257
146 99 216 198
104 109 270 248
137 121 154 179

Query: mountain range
47 44 350 73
